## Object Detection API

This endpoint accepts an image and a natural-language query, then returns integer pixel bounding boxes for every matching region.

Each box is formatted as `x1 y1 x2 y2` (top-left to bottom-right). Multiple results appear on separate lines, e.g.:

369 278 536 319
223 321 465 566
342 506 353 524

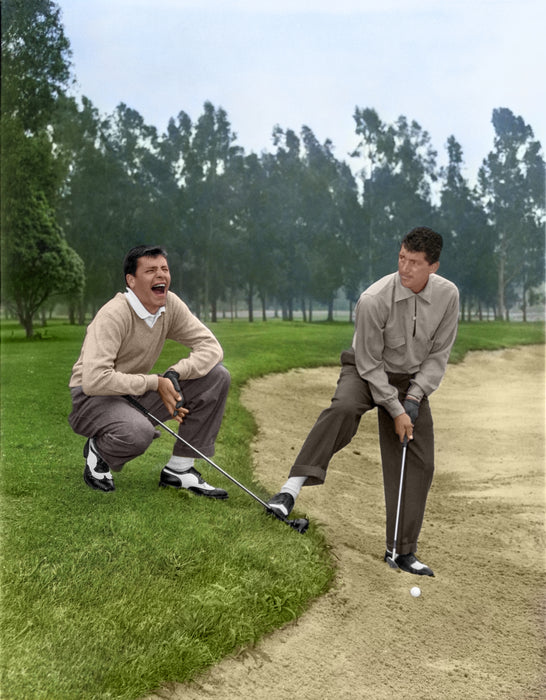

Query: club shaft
391 440 408 560
124 395 270 510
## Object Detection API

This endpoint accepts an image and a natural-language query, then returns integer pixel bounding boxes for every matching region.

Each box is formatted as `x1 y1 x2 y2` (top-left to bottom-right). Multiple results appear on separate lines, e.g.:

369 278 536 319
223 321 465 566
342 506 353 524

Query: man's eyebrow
144 263 168 271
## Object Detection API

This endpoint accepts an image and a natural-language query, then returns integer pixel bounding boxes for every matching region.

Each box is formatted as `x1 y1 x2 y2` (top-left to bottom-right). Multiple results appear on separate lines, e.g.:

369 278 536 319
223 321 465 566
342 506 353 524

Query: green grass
1 318 544 699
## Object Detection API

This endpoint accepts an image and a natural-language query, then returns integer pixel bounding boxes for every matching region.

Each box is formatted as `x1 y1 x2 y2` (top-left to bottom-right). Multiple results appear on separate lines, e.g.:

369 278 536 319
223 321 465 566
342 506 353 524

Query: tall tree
166 102 241 320
228 152 277 321
1 0 72 132
440 136 495 319
269 127 307 320
300 126 360 320
352 108 439 282
1 0 84 336
478 108 545 319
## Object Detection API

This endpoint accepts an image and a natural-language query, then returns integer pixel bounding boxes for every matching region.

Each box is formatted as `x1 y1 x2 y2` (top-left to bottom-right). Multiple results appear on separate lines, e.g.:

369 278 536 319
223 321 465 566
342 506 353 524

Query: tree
1 0 72 133
478 108 545 319
58 100 179 314
164 102 242 321
228 152 277 321
269 127 307 320
3 183 84 336
439 136 495 319
1 0 83 336
300 126 360 320
352 108 439 283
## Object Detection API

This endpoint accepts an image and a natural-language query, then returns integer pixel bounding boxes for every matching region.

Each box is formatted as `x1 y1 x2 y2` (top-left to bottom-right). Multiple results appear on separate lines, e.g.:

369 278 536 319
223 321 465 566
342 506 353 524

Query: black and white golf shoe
83 438 115 492
266 492 295 518
384 551 434 577
159 466 228 499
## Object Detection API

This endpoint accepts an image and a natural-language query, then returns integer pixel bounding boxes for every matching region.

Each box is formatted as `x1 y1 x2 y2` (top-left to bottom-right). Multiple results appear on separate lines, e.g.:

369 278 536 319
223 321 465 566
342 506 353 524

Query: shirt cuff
387 398 406 419
408 383 425 402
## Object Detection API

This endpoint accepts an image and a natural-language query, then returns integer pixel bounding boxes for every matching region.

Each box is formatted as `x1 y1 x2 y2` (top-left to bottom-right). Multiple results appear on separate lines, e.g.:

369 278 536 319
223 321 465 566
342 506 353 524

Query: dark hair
401 227 443 264
123 245 168 278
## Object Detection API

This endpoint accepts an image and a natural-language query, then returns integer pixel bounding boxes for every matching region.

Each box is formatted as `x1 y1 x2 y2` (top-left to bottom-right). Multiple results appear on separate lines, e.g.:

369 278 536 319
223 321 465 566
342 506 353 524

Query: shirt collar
125 288 165 328
394 272 434 303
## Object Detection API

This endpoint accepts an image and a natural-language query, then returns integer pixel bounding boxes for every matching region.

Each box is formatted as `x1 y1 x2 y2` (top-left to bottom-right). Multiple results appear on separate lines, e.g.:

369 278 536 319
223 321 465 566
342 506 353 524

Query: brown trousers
289 350 434 555
68 364 230 472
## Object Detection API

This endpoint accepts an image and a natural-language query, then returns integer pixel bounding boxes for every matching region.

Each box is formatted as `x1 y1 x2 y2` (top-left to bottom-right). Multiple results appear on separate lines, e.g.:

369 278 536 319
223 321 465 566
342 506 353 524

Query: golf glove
403 397 420 424
164 370 185 412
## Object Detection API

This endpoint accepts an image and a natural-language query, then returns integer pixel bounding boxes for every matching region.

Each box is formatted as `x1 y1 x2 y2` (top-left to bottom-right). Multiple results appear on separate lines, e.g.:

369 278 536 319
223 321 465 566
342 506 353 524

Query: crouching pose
68 245 230 498
267 227 459 576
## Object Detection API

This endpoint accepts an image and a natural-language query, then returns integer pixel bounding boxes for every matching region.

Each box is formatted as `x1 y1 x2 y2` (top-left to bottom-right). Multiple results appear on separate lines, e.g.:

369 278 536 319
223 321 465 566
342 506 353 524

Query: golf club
123 394 309 534
386 435 409 569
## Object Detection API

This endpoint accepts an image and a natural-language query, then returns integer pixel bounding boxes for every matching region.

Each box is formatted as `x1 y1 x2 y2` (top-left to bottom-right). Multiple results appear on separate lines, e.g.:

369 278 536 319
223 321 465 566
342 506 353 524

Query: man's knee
101 413 156 462
210 363 230 392
198 363 231 404
329 395 362 421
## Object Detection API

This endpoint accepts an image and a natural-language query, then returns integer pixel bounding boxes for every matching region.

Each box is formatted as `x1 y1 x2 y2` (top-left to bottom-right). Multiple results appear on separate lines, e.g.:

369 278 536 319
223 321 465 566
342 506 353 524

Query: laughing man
68 245 230 498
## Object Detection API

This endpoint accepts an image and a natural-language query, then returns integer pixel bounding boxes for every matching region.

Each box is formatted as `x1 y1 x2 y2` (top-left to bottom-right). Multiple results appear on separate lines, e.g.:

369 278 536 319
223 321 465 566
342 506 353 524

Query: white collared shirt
125 288 165 328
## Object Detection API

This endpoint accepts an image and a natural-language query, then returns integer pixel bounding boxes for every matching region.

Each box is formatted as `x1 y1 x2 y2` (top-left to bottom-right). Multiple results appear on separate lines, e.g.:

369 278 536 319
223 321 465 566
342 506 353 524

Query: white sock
166 456 195 472
280 476 307 500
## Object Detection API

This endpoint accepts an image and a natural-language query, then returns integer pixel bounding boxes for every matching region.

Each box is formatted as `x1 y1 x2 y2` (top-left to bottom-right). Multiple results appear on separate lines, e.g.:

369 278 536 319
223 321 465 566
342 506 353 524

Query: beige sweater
69 292 223 396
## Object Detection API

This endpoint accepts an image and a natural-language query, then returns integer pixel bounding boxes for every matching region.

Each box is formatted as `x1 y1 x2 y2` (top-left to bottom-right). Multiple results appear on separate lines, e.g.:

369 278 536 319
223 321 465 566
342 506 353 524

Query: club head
266 508 309 534
386 556 399 569
287 517 309 534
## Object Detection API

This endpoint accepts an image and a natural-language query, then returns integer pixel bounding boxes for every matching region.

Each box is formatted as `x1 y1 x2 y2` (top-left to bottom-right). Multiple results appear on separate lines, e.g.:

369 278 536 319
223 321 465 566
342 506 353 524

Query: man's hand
157 375 188 425
394 412 413 443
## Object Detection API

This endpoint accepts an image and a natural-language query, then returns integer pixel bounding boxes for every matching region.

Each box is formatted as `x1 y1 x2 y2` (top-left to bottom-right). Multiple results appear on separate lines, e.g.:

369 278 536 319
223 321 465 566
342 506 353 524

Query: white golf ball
410 586 421 598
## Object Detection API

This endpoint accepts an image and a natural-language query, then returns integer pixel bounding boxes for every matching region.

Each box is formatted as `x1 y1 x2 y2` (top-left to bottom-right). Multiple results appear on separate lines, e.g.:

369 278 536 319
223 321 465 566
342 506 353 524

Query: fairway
155 344 545 700
1 321 544 699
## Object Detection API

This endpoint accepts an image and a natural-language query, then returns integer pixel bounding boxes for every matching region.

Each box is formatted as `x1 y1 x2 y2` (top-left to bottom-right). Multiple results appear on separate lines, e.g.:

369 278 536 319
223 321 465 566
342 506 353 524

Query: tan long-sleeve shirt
69 292 223 396
352 272 459 418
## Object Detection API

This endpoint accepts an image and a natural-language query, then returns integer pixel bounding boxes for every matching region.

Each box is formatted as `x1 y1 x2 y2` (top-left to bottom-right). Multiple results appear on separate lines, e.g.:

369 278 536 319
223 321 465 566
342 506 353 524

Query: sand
147 345 545 700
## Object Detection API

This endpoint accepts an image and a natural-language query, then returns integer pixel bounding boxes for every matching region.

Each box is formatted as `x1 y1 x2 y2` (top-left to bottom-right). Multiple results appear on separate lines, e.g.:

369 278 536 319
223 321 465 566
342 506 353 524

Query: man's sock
163 456 217 490
166 456 195 473
280 476 307 501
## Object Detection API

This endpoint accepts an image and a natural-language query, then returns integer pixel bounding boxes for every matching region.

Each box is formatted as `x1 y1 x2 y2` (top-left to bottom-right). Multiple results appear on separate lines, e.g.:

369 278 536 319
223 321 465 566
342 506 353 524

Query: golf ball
410 586 421 598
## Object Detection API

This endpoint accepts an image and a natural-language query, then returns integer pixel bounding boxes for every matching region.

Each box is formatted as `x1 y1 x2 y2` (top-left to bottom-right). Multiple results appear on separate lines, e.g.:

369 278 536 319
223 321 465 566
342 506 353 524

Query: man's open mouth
152 284 166 295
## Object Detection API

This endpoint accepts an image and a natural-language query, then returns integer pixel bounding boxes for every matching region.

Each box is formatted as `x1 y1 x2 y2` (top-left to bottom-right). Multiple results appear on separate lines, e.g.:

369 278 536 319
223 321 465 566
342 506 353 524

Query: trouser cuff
288 464 326 486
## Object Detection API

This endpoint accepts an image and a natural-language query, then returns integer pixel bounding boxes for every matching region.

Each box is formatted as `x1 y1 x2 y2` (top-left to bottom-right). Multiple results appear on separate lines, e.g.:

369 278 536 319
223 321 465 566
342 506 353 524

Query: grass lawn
1 318 544 699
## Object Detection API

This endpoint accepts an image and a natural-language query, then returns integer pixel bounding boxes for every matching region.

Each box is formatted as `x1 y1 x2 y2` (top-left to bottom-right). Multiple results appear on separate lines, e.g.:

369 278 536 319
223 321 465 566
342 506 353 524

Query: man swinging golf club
267 227 459 576
68 245 230 498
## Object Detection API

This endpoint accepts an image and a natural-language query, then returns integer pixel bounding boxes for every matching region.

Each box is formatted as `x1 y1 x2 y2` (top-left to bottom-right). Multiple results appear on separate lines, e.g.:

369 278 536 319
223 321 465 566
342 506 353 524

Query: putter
123 394 309 534
386 435 409 569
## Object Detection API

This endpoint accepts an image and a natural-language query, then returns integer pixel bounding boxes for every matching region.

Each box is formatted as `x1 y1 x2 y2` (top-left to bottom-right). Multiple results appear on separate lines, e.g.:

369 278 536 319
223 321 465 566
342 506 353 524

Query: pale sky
59 0 545 181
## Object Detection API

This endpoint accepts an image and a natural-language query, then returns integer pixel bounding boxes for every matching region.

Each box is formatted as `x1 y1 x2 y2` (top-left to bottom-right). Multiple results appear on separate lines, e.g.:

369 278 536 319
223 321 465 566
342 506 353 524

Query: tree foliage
1 0 84 336
478 108 545 319
2 3 545 333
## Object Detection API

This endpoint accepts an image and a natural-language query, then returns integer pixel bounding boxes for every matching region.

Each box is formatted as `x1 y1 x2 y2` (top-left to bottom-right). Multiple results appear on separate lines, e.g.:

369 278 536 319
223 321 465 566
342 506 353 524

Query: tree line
2 0 545 337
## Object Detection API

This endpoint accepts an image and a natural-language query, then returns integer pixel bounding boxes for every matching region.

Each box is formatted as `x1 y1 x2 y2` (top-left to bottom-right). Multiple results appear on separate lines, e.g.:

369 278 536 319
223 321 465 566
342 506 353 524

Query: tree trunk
327 298 334 322
497 236 506 321
301 298 307 322
248 283 254 322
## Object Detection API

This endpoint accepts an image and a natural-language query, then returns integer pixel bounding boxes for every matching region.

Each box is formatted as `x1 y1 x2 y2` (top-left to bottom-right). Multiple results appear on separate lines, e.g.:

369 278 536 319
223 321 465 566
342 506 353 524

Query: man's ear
126 274 135 289
431 261 440 274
